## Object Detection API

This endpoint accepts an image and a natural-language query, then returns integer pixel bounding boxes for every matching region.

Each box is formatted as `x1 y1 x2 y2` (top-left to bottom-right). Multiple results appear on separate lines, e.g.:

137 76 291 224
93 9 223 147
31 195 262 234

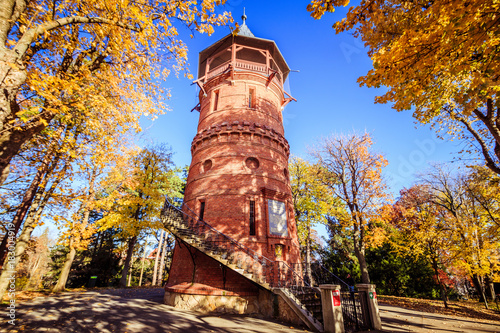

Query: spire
238 8 254 37
242 7 247 24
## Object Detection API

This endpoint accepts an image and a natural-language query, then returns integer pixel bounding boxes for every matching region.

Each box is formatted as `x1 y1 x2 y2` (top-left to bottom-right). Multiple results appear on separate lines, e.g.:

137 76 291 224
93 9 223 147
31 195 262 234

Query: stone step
298 299 320 305
297 294 320 300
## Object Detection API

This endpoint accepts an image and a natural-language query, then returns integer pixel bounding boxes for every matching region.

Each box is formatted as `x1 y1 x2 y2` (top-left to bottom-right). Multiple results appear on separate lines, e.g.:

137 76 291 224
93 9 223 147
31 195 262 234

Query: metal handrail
162 199 278 285
161 198 322 325
179 200 275 264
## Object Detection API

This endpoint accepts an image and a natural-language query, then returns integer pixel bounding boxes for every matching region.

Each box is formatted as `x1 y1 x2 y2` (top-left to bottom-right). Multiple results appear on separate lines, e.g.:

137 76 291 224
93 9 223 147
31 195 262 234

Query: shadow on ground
379 304 500 333
1 288 309 333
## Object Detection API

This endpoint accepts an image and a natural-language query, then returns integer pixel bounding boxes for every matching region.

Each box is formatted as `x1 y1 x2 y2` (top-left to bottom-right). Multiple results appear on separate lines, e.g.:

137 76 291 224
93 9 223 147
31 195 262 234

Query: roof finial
242 8 247 24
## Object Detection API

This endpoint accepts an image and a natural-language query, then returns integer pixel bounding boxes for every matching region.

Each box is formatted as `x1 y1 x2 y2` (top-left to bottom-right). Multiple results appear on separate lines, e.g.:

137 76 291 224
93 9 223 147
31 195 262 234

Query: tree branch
454 112 500 174
14 15 142 60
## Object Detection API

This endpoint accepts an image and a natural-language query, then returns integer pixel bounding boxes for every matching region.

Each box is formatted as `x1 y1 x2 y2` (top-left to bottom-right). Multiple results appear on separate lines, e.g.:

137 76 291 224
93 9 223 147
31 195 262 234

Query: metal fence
341 290 370 332
292 261 372 332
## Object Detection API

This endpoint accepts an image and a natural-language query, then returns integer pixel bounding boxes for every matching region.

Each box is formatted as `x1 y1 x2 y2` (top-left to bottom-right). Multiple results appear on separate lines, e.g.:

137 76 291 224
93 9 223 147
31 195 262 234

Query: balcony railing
202 60 282 87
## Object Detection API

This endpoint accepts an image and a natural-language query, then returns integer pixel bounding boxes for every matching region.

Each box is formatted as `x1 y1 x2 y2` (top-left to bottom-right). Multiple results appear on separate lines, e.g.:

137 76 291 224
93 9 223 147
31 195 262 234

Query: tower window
248 88 255 108
245 157 259 169
213 90 219 111
249 201 256 236
199 201 205 221
202 159 212 172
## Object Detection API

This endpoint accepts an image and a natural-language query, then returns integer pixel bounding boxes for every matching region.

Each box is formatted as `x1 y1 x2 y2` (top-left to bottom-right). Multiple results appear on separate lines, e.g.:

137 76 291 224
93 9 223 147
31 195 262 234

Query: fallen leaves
378 295 500 322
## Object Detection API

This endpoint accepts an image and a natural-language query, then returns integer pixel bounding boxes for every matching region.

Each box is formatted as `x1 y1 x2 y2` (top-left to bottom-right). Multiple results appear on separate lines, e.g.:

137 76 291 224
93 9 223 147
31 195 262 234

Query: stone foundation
164 286 273 316
276 292 304 327
164 285 306 329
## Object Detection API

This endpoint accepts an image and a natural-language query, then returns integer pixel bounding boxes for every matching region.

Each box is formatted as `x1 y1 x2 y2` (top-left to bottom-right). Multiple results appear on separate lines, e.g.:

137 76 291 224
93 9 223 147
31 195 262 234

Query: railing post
319 284 345 333
356 284 382 330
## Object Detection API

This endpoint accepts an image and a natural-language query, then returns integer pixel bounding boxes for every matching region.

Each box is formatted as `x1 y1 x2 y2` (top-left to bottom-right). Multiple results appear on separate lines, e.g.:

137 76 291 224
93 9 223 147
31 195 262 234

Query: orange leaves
309 0 500 174
0 0 233 178
307 0 347 20
95 144 180 238
311 132 391 245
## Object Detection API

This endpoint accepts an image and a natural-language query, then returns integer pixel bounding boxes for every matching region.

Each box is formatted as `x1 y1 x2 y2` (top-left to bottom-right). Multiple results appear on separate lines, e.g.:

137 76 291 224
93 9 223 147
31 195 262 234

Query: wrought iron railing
341 290 369 332
291 261 350 290
161 198 324 327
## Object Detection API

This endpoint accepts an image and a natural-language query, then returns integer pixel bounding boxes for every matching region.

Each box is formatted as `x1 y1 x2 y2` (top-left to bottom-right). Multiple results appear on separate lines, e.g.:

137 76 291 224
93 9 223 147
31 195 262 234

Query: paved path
379 304 500 333
0 288 309 332
2 288 499 332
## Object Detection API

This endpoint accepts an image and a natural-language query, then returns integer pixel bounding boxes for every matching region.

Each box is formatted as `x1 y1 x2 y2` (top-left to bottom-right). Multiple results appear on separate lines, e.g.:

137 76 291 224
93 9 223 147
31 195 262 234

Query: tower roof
198 14 290 82
238 10 254 37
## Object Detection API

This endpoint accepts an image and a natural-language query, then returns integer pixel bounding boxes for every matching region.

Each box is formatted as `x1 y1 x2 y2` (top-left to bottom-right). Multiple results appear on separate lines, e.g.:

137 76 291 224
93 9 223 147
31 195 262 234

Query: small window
249 201 256 236
248 88 255 108
275 244 284 260
203 159 212 172
213 90 219 111
199 201 205 220
245 157 259 169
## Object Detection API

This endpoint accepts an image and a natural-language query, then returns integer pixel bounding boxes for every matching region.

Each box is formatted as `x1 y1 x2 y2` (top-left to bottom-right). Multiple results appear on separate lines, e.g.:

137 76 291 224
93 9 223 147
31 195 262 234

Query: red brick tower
165 16 300 313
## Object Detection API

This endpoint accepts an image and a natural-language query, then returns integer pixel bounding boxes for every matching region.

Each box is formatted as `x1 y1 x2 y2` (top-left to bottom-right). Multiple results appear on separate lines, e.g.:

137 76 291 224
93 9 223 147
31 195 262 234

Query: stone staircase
296 287 323 323
160 199 323 332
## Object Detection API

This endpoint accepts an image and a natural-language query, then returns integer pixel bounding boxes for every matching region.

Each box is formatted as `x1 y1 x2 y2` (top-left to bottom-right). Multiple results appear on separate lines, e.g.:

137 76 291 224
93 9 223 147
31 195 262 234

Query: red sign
332 290 341 306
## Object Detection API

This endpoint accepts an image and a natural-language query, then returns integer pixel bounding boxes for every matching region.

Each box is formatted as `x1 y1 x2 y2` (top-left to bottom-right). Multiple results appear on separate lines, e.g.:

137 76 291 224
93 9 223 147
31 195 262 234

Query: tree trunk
431 258 448 308
0 199 40 299
119 236 137 287
52 246 77 292
485 275 496 301
52 167 97 292
0 147 59 265
352 228 370 284
158 233 168 286
0 55 28 185
139 241 148 287
152 229 164 286
305 222 314 286
127 255 134 287
472 274 489 309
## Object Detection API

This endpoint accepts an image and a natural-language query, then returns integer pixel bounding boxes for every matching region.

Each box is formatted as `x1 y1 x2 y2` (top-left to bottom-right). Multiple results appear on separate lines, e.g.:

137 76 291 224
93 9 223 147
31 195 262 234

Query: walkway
0 288 308 332
379 304 500 333
2 288 499 332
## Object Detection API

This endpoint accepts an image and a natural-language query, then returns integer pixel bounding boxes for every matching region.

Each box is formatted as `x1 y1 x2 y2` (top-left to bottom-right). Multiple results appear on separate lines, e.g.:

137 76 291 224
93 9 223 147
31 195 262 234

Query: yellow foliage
0 1 233 175
308 0 500 174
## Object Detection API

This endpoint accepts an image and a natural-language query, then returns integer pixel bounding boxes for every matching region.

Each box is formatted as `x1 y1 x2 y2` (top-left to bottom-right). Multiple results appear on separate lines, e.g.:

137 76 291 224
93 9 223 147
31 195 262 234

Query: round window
202 159 213 172
245 157 260 169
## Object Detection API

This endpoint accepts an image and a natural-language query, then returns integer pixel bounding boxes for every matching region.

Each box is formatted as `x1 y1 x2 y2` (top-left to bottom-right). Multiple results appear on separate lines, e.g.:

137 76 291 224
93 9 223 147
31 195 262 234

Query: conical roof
238 12 254 37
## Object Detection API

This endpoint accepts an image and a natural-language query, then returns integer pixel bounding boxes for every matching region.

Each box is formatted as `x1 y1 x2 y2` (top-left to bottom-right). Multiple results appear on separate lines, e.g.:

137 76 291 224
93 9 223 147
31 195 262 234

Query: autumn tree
98 144 182 288
289 156 335 284
308 0 500 175
17 228 52 290
0 78 136 293
419 164 500 308
52 165 100 292
0 124 79 299
0 0 232 184
311 133 390 284
391 185 454 307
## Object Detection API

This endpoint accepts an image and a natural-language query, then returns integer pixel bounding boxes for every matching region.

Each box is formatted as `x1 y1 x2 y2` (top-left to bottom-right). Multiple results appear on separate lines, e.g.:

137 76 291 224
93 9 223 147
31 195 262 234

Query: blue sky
139 0 463 197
